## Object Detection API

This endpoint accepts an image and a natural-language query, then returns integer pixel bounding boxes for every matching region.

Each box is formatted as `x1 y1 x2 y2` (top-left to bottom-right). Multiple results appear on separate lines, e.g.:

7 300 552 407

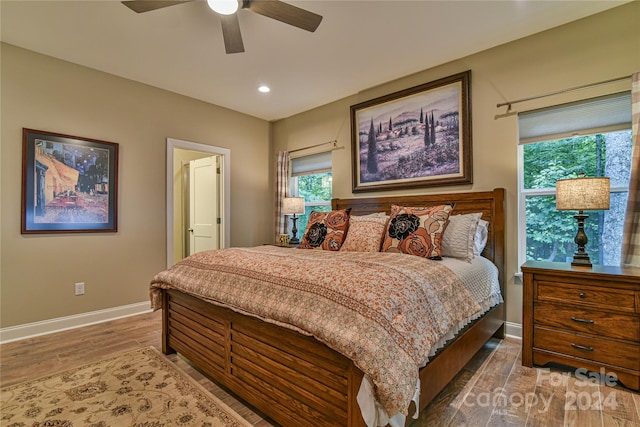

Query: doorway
166 138 230 267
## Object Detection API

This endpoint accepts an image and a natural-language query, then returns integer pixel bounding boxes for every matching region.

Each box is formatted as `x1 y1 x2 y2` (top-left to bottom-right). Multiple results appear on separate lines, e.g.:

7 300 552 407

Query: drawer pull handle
571 343 594 352
571 316 594 324
579 292 587 299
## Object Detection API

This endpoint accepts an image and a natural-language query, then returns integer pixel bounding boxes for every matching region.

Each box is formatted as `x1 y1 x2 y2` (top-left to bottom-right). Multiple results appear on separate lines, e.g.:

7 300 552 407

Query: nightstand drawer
537 281 636 312
534 327 640 371
534 302 640 341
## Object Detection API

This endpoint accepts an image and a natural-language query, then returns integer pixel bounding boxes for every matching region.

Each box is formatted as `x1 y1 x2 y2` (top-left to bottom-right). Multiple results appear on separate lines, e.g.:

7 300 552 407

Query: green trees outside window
294 172 332 234
522 130 631 266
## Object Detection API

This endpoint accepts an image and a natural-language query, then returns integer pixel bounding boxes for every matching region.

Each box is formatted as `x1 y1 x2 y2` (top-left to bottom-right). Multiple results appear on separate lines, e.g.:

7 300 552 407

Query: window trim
305 200 331 207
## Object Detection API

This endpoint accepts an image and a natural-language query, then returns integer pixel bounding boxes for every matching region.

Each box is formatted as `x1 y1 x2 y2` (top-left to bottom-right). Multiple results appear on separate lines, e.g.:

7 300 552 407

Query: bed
152 188 505 427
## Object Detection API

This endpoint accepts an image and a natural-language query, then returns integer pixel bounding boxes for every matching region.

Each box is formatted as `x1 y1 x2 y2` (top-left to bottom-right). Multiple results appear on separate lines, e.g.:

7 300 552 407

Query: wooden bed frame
161 188 506 427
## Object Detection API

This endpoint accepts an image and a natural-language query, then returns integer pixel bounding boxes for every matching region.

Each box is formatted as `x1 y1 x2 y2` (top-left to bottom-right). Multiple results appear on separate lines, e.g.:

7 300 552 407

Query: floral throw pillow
381 204 454 259
298 209 351 251
339 215 388 252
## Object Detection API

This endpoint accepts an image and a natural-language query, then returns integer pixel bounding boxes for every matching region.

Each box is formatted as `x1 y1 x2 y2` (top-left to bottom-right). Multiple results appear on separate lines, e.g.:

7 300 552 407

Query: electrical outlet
75 282 85 296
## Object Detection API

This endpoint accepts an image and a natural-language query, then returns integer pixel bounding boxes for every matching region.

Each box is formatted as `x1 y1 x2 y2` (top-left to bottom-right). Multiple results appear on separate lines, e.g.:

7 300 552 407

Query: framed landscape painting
21 128 119 233
351 71 472 192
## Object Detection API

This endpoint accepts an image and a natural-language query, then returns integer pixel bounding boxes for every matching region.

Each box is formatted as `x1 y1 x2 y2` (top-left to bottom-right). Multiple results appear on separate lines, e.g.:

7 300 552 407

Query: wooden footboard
163 289 367 427
163 288 504 426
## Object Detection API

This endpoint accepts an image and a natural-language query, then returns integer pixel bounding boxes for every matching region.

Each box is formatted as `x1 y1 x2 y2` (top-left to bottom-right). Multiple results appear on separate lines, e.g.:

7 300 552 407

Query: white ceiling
0 1 630 121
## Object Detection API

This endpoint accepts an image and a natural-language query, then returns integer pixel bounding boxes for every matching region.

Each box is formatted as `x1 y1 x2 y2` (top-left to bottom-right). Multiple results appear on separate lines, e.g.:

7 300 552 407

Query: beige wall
2 3 638 331
272 3 640 327
1 43 271 327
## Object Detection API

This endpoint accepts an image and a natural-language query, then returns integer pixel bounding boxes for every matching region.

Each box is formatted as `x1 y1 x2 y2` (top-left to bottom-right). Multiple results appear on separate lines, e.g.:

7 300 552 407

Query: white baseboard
0 302 152 344
505 321 522 339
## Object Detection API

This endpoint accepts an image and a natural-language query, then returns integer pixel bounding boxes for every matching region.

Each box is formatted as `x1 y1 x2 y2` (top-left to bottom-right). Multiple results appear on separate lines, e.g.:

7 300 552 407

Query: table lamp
282 197 305 244
556 174 610 267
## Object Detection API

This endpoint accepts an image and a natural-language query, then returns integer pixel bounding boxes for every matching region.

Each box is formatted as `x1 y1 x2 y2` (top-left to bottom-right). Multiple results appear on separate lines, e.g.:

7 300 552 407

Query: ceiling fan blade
220 14 245 54
121 0 193 14
244 0 322 32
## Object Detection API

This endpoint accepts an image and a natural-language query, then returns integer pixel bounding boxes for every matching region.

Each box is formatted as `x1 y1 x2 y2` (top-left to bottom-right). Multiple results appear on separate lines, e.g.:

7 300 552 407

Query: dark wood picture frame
21 128 119 234
351 71 472 192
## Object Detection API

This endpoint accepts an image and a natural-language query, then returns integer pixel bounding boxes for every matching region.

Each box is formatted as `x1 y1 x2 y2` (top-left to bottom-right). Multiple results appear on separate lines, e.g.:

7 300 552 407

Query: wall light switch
75 282 85 296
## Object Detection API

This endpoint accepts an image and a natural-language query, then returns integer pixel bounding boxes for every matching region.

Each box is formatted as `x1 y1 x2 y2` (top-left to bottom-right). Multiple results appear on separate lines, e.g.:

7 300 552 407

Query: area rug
1 346 254 427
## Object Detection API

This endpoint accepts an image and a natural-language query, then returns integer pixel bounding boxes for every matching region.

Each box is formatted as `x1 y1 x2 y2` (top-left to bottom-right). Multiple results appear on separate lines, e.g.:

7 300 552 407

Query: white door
189 156 220 254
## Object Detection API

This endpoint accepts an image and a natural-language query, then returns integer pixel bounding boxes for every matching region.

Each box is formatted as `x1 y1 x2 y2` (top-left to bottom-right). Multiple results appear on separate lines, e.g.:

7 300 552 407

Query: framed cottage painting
21 128 119 233
351 71 472 192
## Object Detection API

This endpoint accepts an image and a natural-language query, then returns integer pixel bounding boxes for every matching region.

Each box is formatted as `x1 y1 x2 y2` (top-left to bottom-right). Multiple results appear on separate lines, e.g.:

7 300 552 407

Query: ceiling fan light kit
122 0 322 54
207 0 238 15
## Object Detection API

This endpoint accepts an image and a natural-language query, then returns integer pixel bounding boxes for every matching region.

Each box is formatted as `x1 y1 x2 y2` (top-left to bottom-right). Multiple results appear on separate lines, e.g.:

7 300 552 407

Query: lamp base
570 211 592 268
571 253 592 268
289 214 300 245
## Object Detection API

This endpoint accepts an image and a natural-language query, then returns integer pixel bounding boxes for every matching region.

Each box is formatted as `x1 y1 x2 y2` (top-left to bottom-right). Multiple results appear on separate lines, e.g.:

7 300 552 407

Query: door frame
166 138 230 267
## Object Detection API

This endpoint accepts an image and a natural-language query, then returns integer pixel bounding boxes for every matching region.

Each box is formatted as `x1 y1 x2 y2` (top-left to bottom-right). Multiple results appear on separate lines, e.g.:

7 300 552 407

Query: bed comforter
150 246 481 416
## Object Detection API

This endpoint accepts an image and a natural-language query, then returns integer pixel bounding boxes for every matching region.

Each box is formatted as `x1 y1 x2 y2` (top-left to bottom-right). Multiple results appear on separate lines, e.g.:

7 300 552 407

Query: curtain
622 72 640 267
275 151 290 242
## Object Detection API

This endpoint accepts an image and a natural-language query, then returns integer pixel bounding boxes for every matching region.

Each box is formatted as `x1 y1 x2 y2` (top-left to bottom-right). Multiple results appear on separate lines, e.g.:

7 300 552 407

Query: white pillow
474 219 489 256
442 213 482 262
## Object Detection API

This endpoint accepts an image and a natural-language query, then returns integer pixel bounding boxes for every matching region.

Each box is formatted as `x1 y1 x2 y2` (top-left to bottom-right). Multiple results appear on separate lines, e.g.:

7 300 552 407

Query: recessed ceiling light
258 85 271 93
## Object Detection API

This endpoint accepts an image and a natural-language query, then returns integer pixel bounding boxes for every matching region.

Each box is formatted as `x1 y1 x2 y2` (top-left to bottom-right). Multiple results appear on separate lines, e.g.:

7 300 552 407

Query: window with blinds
290 151 333 234
517 91 632 267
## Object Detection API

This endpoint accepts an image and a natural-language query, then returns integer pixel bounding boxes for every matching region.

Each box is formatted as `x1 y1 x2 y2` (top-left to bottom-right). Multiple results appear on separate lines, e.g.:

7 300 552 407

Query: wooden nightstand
521 261 640 390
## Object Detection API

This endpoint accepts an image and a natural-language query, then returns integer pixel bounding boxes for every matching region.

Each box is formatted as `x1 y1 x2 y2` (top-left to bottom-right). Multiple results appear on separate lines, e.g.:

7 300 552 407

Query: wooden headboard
332 188 506 293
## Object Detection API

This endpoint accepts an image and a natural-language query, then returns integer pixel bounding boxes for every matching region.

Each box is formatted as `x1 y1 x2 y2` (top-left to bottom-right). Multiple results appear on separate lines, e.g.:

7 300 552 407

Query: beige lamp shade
282 197 305 215
556 176 610 211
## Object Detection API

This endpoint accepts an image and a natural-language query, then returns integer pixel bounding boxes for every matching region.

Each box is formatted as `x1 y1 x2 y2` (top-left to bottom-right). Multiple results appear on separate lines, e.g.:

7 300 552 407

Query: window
290 152 332 233
518 93 632 267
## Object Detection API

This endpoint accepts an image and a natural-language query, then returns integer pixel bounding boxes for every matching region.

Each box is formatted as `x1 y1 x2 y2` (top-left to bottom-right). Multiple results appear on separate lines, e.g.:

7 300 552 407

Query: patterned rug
0 346 254 427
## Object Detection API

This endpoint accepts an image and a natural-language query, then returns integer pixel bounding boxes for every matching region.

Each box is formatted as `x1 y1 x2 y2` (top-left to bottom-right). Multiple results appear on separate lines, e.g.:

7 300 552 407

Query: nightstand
521 261 640 390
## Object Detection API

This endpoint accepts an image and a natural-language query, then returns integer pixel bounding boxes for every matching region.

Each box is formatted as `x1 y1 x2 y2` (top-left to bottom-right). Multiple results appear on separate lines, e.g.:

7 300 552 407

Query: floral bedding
150 246 481 416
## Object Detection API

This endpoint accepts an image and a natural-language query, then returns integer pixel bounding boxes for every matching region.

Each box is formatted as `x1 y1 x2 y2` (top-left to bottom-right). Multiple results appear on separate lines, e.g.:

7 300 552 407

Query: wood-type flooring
2 311 639 426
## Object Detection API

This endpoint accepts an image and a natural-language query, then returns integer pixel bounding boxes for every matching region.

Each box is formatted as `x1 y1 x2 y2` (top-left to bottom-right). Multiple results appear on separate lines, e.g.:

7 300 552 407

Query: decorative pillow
340 215 388 252
381 204 454 259
442 213 482 262
474 219 490 256
358 212 389 219
298 209 351 251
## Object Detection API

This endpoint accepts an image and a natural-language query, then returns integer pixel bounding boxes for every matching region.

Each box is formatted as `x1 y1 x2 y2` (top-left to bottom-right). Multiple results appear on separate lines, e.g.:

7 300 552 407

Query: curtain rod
289 139 339 154
496 75 632 109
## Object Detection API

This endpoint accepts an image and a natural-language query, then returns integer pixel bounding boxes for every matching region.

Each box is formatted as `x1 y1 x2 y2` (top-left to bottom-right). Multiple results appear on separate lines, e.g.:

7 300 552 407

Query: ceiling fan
121 0 323 54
